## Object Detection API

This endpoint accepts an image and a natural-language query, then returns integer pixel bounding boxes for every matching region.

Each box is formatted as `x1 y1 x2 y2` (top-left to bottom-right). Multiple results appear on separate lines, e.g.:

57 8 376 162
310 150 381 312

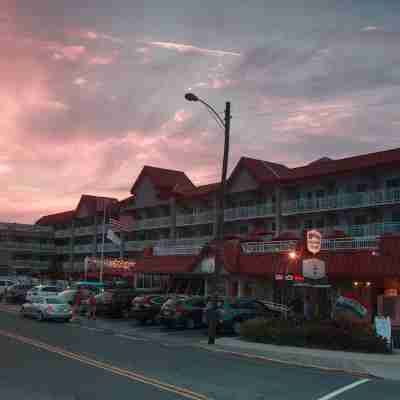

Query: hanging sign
307 229 322 254
302 258 326 280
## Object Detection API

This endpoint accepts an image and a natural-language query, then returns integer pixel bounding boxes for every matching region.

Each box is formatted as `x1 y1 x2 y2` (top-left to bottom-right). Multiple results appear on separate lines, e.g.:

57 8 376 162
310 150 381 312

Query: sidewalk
197 337 400 380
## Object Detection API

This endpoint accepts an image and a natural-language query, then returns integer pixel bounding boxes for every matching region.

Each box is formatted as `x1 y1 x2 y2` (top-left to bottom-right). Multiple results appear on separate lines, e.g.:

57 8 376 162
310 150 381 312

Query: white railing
133 216 171 230
97 243 120 253
54 229 72 238
124 240 156 251
73 244 93 253
74 226 95 236
321 237 378 250
176 211 215 227
241 241 298 254
282 188 400 215
154 246 203 256
224 203 275 221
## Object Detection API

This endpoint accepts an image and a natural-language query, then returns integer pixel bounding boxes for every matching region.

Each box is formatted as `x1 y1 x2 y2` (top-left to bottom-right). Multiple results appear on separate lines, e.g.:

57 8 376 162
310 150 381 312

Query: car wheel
232 320 242 335
185 318 195 329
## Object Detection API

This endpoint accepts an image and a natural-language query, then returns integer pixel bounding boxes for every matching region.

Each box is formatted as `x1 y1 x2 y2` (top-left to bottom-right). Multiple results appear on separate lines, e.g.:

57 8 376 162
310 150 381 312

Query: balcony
282 188 400 215
13 260 52 270
224 203 275 222
73 244 94 254
242 240 298 254
0 242 55 252
125 240 156 251
74 226 95 236
133 216 171 231
55 229 72 238
62 261 84 271
154 237 212 256
321 237 378 251
97 243 120 253
176 211 215 227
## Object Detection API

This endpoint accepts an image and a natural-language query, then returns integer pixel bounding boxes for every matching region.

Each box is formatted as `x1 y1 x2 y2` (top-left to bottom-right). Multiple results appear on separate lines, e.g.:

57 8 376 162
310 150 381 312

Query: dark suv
205 297 286 335
160 296 206 329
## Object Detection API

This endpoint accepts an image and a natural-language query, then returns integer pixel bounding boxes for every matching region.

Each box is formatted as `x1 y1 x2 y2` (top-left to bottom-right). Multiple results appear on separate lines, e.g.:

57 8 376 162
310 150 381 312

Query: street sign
307 229 322 254
303 258 326 280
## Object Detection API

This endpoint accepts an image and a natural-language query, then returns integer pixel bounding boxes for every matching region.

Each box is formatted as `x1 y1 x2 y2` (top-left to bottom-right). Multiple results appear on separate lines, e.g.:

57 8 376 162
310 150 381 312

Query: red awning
133 255 197 274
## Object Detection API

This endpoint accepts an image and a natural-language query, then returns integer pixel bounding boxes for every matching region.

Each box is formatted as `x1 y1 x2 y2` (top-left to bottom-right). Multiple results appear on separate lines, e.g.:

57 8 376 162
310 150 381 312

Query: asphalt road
1 310 400 399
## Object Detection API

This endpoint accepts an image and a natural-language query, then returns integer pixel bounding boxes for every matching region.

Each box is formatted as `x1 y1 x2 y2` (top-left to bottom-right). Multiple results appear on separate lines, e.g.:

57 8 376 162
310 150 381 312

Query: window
356 183 368 193
354 215 367 225
304 220 313 229
316 190 325 198
387 178 400 189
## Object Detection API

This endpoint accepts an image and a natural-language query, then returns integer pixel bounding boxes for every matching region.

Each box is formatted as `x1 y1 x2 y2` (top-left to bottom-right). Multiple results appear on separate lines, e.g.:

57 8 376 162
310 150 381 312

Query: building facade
0 222 55 276
36 147 400 320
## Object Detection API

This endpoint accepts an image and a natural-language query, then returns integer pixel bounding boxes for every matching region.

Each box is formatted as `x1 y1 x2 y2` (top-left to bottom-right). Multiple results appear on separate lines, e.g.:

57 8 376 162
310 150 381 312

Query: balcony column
169 197 177 240
212 195 218 237
69 218 75 274
274 185 282 237
93 214 98 257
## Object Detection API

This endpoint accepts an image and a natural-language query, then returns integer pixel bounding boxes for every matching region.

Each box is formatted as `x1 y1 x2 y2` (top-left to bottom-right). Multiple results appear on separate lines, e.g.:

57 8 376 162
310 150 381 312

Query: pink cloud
52 45 86 61
88 55 115 65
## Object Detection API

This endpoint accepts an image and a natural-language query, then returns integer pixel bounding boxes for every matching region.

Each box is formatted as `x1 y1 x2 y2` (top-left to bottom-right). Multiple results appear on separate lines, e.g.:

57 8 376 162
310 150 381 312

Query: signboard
275 273 304 282
335 296 368 319
307 229 322 254
302 258 326 280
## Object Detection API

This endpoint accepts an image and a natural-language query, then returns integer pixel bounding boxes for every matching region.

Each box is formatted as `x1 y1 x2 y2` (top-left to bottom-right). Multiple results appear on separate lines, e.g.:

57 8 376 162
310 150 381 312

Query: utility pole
184 93 231 345
208 101 231 344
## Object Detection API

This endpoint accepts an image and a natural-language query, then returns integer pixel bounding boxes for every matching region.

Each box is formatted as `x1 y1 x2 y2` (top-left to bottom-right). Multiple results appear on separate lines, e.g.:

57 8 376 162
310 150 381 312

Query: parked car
21 296 72 322
5 284 33 304
26 285 61 302
205 297 288 335
95 288 138 318
129 294 170 324
0 279 15 299
159 296 206 329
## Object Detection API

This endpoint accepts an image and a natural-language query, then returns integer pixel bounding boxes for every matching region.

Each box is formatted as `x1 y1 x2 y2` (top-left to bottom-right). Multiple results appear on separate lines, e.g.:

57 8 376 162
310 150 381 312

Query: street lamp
185 92 231 345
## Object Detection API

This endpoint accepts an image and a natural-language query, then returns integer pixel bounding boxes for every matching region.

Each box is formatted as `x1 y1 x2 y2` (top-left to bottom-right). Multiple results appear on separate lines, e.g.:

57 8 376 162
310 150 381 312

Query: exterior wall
133 176 169 209
229 169 258 193
0 223 55 275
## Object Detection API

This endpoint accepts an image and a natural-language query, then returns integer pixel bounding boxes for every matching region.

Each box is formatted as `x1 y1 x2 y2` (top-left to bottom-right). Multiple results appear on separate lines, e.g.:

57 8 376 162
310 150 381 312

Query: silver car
21 296 72 322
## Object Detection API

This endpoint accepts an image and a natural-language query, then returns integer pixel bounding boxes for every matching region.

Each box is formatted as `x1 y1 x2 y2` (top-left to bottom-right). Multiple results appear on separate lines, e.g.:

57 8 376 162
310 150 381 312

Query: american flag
109 216 133 232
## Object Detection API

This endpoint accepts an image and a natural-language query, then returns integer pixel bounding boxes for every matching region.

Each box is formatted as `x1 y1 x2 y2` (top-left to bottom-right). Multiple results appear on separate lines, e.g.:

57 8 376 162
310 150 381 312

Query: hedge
240 318 389 353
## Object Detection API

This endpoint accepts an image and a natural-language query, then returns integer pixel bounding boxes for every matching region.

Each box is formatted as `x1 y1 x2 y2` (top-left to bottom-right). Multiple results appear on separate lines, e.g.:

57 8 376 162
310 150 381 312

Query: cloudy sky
4 1 400 222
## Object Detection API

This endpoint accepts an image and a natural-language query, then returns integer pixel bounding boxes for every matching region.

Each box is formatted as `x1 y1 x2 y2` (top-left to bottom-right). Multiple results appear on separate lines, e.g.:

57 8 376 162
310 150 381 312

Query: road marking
316 378 370 400
0 328 209 400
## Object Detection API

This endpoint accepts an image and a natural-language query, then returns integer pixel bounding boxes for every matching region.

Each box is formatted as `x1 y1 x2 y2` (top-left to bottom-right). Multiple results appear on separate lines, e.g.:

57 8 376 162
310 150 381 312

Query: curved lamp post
185 93 231 344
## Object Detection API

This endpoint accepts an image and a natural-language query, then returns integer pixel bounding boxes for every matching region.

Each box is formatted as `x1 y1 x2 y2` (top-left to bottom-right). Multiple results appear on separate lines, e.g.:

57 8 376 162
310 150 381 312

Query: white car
26 285 60 303
21 296 72 321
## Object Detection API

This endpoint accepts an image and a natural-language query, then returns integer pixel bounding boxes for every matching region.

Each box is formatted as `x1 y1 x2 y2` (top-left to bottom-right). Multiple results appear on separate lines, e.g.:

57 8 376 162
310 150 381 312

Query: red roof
76 194 118 214
130 166 195 197
36 210 75 226
176 183 220 199
229 157 290 185
282 147 400 182
133 255 197 273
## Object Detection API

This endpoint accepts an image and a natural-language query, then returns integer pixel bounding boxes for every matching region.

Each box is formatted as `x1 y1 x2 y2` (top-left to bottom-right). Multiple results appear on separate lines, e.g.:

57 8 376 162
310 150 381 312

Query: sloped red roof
76 194 119 214
283 147 400 182
133 255 197 273
36 210 75 226
176 182 220 199
130 166 195 196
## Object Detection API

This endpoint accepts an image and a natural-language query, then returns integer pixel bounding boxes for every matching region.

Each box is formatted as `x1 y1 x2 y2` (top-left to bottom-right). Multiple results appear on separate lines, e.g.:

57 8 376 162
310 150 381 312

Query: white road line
316 378 370 400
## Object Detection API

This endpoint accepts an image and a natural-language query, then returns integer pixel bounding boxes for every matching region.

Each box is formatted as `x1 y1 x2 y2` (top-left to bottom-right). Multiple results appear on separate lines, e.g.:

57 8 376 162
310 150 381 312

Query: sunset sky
4 1 400 223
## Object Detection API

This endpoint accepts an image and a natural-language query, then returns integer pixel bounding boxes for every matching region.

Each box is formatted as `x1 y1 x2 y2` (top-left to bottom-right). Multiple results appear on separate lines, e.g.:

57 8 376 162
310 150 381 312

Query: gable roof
175 182 220 199
36 210 75 226
130 166 195 196
283 147 400 182
228 157 290 187
75 194 119 215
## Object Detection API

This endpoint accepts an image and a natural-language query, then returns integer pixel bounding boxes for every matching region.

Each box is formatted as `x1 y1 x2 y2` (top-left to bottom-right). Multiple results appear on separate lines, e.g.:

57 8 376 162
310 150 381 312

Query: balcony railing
224 203 275 221
73 244 94 253
176 211 215 227
153 236 212 256
241 241 298 254
74 226 95 236
321 237 378 250
154 246 203 256
282 188 400 215
13 261 51 270
55 229 72 238
0 242 55 252
133 216 171 231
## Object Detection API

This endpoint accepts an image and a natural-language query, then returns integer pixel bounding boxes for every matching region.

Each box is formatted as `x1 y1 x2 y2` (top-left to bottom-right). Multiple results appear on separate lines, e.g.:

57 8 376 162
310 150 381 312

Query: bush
240 318 389 353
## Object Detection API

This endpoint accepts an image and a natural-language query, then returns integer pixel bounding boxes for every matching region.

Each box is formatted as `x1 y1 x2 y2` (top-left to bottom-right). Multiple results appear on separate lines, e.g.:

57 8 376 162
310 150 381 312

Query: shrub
240 318 389 353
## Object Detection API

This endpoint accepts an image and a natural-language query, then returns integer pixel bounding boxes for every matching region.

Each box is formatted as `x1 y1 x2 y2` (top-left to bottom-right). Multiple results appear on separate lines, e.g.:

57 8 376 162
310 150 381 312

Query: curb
195 344 380 380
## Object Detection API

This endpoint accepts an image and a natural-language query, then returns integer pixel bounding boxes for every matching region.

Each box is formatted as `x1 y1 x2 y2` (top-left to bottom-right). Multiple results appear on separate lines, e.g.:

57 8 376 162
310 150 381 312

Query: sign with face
307 230 322 254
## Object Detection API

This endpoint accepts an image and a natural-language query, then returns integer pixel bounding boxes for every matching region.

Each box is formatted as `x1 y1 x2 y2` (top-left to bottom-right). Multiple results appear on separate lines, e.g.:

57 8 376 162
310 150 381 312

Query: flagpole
100 200 106 282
